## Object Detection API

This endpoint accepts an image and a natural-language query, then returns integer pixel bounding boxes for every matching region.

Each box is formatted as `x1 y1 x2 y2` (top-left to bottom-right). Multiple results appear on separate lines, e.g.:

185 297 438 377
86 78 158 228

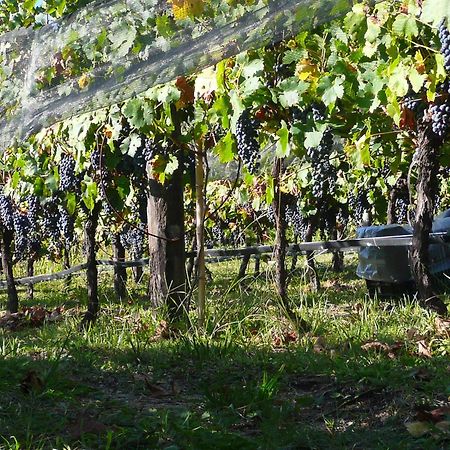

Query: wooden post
113 234 127 301
195 144 206 328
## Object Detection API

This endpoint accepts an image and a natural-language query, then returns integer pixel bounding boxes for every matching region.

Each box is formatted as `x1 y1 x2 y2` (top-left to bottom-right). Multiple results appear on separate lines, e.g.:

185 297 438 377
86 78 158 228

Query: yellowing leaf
172 0 204 20
296 59 318 81
78 73 90 90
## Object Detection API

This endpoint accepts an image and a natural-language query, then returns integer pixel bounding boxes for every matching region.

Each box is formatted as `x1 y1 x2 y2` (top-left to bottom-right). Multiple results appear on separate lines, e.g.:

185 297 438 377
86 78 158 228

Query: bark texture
1 227 18 313
411 122 447 315
82 203 100 324
147 169 185 320
272 158 288 302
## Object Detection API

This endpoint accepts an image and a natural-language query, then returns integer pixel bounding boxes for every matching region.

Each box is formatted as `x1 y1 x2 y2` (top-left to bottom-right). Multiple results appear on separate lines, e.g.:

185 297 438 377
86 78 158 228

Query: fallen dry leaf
361 341 403 359
417 340 432 358
361 341 390 352
144 380 168 397
435 317 450 337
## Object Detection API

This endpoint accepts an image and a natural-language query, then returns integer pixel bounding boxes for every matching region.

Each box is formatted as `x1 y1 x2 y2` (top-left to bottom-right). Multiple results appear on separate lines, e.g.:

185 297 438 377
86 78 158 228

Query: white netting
0 0 359 151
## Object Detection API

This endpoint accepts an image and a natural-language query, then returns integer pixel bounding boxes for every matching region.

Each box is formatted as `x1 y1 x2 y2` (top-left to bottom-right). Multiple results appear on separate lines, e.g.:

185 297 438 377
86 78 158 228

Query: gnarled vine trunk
1 226 18 313
147 168 185 320
272 158 288 303
411 122 447 315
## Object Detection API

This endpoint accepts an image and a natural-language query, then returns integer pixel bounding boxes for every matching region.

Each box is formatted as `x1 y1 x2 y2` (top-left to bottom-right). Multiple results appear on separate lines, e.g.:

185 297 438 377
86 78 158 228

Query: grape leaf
276 121 290 158
304 130 324 149
214 132 235 163
421 0 450 26
392 14 419 38
278 78 309 107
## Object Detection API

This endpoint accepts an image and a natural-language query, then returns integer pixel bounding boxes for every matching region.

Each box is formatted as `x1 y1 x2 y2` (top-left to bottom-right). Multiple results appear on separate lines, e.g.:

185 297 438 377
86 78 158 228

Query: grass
0 253 449 449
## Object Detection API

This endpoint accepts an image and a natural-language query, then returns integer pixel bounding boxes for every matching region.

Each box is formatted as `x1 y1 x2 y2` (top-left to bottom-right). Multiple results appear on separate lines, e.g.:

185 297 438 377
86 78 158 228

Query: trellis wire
1 231 448 289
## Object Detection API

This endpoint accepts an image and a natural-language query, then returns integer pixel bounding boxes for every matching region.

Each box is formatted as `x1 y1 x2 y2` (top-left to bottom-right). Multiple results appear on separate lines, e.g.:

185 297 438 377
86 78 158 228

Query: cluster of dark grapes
403 95 422 112
318 206 339 240
348 191 369 225
120 224 146 258
27 195 39 225
59 154 78 191
41 196 62 250
300 103 337 199
434 193 441 215
133 137 160 179
290 107 308 124
235 110 261 175
90 149 101 171
58 206 75 249
90 148 110 198
336 204 350 231
211 224 226 247
284 194 308 239
379 163 390 182
13 211 31 257
266 205 275 224
132 190 148 224
0 194 14 231
439 20 450 71
430 100 450 138
307 131 337 198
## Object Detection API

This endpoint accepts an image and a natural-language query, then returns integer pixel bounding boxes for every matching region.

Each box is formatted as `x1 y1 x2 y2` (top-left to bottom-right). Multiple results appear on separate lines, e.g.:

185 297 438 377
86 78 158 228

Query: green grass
0 254 449 449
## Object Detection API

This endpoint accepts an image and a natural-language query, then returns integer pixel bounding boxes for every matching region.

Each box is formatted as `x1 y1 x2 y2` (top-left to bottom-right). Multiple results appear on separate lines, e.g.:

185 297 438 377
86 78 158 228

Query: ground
0 254 449 449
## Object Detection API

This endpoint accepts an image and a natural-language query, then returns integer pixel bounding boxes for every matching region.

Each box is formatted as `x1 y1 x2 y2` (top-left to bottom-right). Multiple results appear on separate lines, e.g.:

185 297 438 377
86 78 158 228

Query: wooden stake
195 144 206 328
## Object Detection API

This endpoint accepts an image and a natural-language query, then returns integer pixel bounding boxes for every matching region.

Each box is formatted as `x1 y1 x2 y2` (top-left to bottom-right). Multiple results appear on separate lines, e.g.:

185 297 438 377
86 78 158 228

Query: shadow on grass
0 327 448 450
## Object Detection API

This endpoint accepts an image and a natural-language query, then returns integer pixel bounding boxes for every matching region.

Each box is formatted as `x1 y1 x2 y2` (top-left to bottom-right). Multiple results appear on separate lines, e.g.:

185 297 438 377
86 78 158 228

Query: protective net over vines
0 0 360 151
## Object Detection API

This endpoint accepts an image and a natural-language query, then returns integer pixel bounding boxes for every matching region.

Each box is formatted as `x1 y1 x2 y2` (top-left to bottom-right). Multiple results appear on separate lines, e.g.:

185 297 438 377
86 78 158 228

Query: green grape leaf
392 14 419 38
266 175 274 205
165 155 179 176
421 0 450 26
365 17 381 42
282 48 307 65
319 76 344 107
408 66 427 93
242 59 264 78
278 78 309 107
83 181 98 211
66 192 77 215
275 121 290 158
304 130 324 149
214 132 235 163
